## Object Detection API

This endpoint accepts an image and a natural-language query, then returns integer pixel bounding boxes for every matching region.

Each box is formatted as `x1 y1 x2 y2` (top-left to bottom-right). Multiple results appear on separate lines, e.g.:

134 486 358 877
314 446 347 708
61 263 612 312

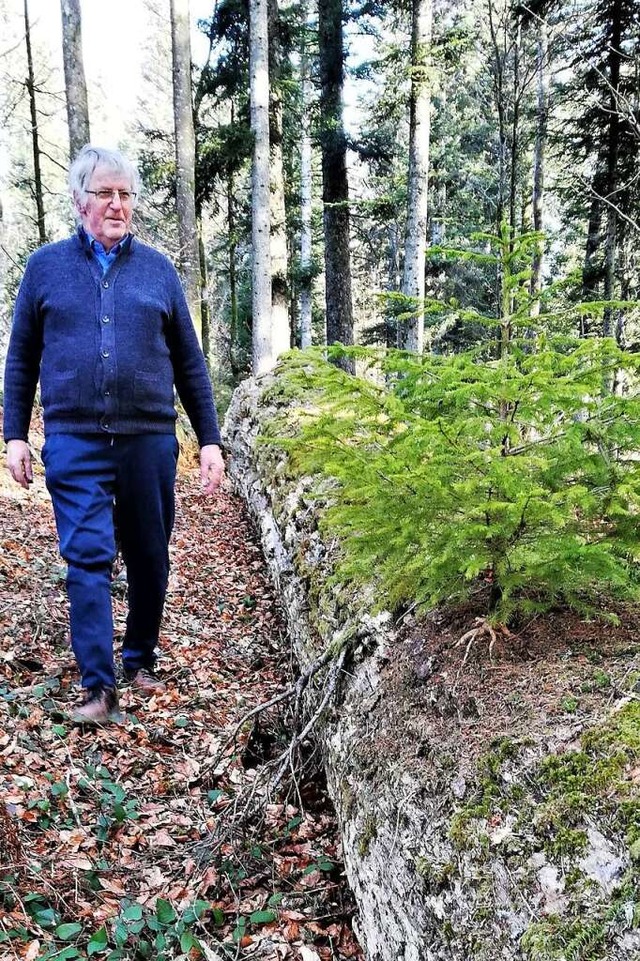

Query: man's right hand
6 439 33 489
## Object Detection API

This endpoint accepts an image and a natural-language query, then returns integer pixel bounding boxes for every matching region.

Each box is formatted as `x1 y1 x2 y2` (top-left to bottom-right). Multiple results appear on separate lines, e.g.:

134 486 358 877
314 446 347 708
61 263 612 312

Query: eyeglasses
85 188 137 204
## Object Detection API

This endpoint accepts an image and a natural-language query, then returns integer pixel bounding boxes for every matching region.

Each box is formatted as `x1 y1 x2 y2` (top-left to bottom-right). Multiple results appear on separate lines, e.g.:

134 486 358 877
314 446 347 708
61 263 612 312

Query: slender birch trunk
530 15 548 316
401 0 432 354
60 0 90 159
227 163 240 377
170 0 202 341
268 0 290 359
250 0 273 373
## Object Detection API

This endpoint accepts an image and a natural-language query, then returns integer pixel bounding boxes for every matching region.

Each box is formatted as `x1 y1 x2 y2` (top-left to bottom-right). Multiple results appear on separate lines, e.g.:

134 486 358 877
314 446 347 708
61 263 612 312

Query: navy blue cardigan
3 229 221 447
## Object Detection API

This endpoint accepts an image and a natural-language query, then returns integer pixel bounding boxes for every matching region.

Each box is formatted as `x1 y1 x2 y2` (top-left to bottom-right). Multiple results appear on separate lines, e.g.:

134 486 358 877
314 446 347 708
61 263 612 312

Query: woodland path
0 418 362 961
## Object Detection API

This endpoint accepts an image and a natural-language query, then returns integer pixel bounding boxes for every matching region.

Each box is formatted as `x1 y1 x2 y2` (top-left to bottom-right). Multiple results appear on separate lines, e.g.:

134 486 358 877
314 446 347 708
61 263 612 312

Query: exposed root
198 641 351 865
208 639 347 780
456 617 514 667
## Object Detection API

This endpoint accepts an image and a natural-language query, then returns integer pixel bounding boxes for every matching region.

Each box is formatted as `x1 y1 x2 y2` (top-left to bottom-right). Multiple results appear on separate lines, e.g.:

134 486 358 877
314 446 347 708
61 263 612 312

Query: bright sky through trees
2 0 213 147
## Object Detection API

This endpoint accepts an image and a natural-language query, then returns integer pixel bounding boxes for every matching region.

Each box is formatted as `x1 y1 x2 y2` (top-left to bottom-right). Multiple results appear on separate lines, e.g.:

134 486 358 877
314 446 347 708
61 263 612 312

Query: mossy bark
223 372 640 961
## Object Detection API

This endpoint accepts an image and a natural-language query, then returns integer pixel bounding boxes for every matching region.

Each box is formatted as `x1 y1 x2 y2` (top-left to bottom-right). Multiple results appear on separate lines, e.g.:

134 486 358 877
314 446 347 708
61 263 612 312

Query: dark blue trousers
43 433 178 690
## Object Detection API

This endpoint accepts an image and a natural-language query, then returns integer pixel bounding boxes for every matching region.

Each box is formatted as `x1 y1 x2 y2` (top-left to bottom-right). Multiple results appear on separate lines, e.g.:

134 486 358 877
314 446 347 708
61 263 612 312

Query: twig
210 642 346 775
270 647 347 794
64 769 83 829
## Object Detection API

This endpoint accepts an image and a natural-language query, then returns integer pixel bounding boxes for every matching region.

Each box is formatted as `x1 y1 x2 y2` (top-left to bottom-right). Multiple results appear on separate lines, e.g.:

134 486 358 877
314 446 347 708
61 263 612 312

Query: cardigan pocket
41 370 80 410
133 370 174 415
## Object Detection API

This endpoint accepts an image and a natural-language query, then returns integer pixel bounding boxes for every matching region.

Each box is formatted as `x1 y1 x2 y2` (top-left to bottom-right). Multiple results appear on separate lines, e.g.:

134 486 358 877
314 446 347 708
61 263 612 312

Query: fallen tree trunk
224 371 640 961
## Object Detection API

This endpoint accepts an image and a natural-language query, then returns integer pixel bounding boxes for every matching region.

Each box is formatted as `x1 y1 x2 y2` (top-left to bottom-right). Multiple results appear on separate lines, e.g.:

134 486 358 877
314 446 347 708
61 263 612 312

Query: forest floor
374 589 640 781
0 412 363 961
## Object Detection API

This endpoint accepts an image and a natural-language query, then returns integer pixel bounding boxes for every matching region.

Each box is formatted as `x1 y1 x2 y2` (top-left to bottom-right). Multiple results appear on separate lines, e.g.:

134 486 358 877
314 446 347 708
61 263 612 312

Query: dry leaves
0 411 362 961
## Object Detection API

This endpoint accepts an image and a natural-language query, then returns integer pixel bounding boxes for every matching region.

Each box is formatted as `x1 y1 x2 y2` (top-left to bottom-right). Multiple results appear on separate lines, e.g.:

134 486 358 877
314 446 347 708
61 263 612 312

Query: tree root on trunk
455 617 514 668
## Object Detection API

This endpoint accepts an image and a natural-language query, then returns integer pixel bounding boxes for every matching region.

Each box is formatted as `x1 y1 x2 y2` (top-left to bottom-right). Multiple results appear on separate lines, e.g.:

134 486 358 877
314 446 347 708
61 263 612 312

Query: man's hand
200 444 225 495
6 439 33 490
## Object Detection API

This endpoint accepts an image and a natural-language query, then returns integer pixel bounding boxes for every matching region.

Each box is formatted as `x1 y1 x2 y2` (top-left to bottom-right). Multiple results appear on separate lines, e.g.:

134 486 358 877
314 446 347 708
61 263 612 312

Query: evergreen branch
506 410 629 458
326 434 420 496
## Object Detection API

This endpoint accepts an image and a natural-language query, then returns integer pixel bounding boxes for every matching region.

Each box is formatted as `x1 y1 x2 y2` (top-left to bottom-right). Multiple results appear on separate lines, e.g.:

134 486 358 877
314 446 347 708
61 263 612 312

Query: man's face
76 165 135 251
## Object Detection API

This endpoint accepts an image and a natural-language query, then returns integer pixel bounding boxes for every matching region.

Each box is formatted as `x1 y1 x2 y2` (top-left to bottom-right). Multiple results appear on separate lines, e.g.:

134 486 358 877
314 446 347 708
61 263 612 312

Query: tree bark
401 0 432 354
227 140 240 379
225 374 640 961
581 160 607 330
59 0 90 161
529 15 548 316
250 0 273 374
318 0 354 371
487 0 507 235
170 0 203 341
602 0 622 339
24 0 46 246
299 0 314 349
198 222 210 364
508 17 521 242
268 0 291 359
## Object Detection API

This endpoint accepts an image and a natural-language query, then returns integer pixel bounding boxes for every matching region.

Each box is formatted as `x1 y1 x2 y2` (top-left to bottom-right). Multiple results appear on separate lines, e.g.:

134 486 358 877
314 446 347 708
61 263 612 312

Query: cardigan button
102 280 109 288
101 349 110 358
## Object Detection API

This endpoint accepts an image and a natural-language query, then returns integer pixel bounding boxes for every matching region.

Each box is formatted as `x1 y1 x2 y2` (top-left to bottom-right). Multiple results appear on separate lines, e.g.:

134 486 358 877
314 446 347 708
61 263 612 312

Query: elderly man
3 145 225 724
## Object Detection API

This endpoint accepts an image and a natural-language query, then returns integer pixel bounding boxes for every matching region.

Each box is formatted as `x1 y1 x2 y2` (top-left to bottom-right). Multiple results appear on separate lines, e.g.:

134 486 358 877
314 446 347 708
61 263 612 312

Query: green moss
522 876 638 961
479 735 520 777
449 737 522 849
341 782 355 821
442 920 455 941
561 695 580 713
414 857 455 891
544 826 589 859
522 915 608 961
358 813 378 857
450 701 640 900
539 701 640 849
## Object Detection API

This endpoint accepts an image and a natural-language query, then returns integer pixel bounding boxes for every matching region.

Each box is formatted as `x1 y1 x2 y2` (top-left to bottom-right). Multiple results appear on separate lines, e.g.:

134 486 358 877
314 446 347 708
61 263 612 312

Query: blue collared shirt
86 232 128 274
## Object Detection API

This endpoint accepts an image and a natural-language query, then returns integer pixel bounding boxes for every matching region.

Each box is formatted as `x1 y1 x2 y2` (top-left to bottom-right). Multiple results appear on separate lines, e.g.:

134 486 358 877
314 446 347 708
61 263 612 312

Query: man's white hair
69 145 141 208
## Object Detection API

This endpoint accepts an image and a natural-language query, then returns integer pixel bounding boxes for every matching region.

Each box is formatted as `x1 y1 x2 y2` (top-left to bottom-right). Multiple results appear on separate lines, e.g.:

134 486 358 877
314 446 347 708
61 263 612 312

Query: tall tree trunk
198 222 210 362
488 0 506 234
170 0 202 341
268 0 291 359
387 222 401 350
401 0 432 354
602 0 622 339
59 0 90 160
226 101 240 376
581 161 607 329
508 16 521 242
530 15 548 316
318 0 354 371
250 0 273 373
24 0 46 245
227 160 240 377
299 0 314 349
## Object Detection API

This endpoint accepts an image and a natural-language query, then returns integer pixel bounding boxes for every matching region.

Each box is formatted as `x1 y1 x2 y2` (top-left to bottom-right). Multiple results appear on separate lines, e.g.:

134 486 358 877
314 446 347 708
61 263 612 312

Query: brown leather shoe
72 687 119 724
125 668 166 695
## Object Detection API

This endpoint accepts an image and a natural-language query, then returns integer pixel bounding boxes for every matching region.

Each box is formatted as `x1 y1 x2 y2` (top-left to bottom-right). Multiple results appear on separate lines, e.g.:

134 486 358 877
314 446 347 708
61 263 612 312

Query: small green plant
267 231 640 626
0 895 222 960
561 695 580 713
79 764 140 843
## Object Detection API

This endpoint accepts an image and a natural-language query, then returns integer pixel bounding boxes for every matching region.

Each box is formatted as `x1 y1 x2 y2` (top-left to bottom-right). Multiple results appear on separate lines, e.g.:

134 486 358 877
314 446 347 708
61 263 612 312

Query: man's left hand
200 444 225 495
